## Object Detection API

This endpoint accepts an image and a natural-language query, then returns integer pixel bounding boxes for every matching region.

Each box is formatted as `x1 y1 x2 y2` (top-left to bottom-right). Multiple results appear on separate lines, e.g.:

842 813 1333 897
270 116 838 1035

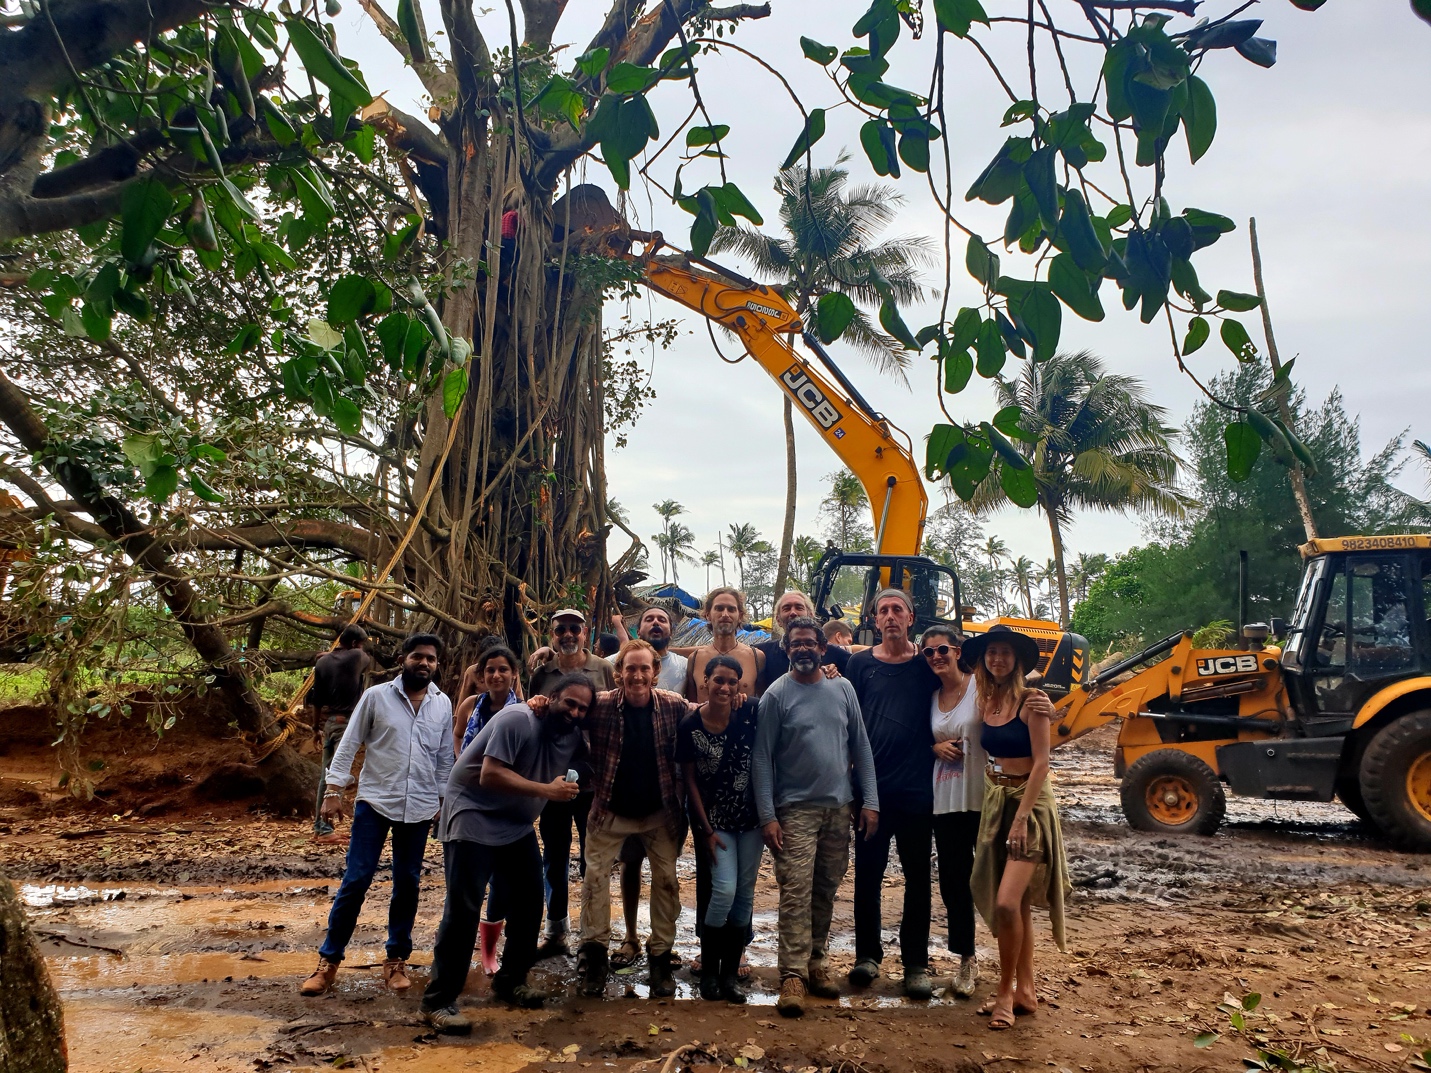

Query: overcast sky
336 1 1431 586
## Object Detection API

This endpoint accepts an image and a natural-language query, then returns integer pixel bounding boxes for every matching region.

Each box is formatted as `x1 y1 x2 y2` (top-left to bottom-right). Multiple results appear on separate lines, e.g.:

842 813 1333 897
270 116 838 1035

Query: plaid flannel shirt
586 685 687 834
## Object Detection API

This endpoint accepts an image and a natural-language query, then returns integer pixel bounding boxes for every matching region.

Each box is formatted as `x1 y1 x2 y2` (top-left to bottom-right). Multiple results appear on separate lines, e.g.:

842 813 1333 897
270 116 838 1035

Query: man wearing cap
529 609 615 959
843 588 943 999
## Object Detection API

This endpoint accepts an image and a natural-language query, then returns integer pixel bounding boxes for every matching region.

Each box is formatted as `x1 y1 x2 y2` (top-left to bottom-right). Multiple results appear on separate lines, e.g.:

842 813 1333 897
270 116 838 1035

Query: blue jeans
703 829 763 929
318 800 430 963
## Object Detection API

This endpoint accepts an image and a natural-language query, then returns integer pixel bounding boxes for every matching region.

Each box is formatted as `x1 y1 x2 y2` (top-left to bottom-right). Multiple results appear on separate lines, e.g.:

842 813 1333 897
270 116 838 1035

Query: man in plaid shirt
576 638 688 998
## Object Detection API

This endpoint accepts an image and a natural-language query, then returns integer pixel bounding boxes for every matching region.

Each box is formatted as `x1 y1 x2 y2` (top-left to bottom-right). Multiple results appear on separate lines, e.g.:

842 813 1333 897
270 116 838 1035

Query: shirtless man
684 587 763 703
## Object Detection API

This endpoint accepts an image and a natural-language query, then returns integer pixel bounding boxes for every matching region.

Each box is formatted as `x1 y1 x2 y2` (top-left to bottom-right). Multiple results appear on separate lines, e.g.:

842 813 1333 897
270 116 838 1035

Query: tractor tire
1359 709 1431 852
1121 750 1227 836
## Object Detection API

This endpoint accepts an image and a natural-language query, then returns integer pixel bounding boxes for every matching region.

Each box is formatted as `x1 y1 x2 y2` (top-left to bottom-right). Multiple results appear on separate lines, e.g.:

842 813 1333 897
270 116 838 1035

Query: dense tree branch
520 0 569 51
165 517 389 562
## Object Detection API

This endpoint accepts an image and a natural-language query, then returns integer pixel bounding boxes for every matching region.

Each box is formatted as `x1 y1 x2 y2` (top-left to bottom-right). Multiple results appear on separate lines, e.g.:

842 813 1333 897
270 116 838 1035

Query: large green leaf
1023 146 1058 229
943 347 974 394
145 464 180 502
442 366 468 419
327 275 377 323
975 318 1006 377
189 472 225 503
1223 421 1260 481
1048 254 1105 322
782 108 826 170
1012 284 1061 361
879 298 920 349
1182 315 1209 354
606 62 661 95
1059 189 1106 272
1182 74 1216 163
998 460 1038 507
396 0 423 56
1220 317 1258 361
1216 289 1262 312
686 124 730 147
285 18 372 104
925 423 964 480
800 37 838 64
860 119 892 176
965 235 998 288
933 0 989 37
815 292 857 343
120 180 174 266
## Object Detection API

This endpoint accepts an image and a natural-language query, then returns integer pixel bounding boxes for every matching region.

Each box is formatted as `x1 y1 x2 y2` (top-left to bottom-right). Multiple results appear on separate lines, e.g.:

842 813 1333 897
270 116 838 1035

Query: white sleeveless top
931 682 986 814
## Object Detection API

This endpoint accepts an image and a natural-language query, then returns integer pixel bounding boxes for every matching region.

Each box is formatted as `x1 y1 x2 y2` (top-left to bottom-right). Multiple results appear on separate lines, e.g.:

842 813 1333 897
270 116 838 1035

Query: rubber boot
698 923 722 1000
577 942 609 997
720 925 747 1004
648 950 677 998
479 919 504 976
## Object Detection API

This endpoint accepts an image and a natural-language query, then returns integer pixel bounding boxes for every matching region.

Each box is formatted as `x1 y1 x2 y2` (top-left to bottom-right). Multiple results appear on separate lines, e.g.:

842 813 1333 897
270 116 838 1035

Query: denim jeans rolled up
318 799 430 963
703 829 763 929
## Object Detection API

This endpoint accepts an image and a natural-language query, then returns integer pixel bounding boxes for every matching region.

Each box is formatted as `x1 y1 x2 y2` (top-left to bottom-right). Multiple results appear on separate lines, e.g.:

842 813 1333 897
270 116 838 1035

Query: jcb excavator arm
629 234 929 556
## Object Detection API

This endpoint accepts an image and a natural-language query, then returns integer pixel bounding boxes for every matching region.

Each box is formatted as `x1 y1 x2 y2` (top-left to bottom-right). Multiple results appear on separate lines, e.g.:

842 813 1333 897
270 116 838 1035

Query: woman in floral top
676 654 761 1004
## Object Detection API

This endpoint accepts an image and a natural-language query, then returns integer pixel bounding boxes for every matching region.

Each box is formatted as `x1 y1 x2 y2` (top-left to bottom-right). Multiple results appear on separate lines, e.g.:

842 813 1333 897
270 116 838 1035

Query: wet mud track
4 728 1431 1073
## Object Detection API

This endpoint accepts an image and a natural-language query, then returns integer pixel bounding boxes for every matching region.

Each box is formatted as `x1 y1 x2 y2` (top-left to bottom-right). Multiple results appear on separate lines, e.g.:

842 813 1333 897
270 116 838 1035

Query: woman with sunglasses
962 625 1068 1031
920 626 984 999
451 644 522 976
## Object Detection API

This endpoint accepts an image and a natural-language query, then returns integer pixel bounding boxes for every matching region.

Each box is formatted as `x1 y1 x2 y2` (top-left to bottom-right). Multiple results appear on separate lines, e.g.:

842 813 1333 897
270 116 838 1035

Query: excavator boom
631 235 928 556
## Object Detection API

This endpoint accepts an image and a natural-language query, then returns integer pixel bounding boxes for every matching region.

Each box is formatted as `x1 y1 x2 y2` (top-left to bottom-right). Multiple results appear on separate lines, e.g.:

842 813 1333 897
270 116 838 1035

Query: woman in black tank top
961 625 1066 1031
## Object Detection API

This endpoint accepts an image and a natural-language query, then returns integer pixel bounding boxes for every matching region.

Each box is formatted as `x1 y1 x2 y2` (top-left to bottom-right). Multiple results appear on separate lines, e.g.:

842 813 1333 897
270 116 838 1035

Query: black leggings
932 811 982 957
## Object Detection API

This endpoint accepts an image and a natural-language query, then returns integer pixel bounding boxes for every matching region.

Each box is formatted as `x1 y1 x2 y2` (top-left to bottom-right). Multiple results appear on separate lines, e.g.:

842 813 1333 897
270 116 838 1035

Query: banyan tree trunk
0 877 66 1073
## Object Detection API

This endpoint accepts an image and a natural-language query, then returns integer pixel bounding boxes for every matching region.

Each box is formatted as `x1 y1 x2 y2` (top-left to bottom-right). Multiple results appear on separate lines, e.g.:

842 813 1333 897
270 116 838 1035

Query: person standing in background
308 625 372 841
922 625 983 998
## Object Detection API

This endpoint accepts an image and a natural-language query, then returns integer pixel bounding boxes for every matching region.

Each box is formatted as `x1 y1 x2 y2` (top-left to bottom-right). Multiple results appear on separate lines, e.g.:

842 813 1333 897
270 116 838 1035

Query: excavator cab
810 547 961 647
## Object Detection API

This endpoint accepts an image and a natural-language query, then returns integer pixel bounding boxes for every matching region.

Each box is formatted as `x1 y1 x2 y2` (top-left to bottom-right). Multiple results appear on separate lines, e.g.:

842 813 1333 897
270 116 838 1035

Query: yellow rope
253 390 470 760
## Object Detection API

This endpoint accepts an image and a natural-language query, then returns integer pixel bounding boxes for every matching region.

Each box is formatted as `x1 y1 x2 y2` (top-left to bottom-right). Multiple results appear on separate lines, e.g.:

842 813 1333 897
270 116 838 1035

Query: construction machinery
624 232 1090 690
1052 534 1431 850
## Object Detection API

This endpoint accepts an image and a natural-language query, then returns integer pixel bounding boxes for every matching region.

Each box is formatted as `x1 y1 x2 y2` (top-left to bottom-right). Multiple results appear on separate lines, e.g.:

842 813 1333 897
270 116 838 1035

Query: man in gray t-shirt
421 676 594 1033
752 618 879 1018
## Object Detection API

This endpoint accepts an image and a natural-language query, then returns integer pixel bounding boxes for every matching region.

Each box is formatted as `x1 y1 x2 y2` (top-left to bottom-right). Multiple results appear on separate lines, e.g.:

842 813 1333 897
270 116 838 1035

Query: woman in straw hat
962 625 1069 1031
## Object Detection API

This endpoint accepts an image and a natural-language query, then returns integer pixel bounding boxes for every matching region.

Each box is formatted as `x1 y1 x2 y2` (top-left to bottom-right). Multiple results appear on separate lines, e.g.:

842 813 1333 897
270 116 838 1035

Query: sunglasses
552 623 582 635
921 644 959 659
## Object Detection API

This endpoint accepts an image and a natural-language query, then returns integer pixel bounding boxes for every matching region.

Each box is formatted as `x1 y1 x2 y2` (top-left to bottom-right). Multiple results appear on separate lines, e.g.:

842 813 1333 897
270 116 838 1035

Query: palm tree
651 499 688 584
969 350 1189 626
819 469 873 552
654 522 697 586
700 550 721 592
1071 551 1110 604
710 157 932 596
982 536 1009 616
726 523 760 592
1009 555 1037 618
791 534 824 590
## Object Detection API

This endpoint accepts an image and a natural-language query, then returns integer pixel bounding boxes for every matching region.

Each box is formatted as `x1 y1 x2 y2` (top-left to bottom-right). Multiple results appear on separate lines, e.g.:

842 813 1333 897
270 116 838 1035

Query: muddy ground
3 715 1431 1073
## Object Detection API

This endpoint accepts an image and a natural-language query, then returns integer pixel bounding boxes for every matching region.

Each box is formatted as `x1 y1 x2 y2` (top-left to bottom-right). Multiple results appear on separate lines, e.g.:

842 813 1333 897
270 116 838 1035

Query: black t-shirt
311 647 370 713
845 649 939 812
608 701 663 818
675 700 760 833
756 640 850 692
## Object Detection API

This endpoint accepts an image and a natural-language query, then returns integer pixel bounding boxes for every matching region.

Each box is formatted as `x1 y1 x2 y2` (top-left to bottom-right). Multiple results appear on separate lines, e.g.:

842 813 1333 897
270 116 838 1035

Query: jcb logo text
780 365 843 430
1195 654 1258 676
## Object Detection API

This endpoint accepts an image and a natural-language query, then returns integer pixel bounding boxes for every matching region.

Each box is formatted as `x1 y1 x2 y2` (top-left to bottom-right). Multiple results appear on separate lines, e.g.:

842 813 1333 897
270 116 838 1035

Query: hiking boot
647 950 677 998
903 968 934 1001
805 962 840 999
535 924 570 960
423 1005 473 1035
479 919 504 976
382 958 412 993
847 958 880 987
577 942 609 998
492 976 548 1009
951 955 978 999
299 957 338 996
777 974 806 1018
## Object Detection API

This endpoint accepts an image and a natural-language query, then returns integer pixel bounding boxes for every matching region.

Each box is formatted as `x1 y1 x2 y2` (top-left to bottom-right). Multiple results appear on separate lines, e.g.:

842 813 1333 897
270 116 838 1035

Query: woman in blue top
452 644 521 975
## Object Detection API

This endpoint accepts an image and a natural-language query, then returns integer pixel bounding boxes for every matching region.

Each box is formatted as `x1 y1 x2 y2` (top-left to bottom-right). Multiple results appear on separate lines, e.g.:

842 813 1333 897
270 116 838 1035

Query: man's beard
790 653 819 674
401 667 433 692
556 636 581 654
712 621 736 637
644 633 670 652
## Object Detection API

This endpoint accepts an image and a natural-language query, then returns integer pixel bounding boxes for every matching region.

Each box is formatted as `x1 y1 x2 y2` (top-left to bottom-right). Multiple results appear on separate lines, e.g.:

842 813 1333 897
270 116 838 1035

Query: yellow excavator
623 231 1089 690
1050 535 1431 850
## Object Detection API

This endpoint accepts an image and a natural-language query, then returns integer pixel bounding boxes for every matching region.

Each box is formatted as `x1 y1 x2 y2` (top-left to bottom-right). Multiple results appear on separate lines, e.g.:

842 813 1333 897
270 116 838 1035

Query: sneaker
382 958 412 992
951 955 978 999
777 975 806 1018
847 958 880 987
299 957 338 996
903 968 934 1001
424 1005 473 1035
805 962 840 999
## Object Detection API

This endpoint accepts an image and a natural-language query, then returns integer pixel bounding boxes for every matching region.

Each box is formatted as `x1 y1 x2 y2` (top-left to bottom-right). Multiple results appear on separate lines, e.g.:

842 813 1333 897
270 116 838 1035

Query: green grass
0 666 47 706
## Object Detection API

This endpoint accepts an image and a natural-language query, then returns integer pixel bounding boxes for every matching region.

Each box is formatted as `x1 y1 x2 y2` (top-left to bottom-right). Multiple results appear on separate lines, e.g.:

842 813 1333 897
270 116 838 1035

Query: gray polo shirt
438 704 587 845
751 674 879 826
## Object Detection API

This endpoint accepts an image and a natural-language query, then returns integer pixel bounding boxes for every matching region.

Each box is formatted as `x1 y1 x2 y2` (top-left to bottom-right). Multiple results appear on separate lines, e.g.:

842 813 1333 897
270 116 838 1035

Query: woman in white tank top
922 625 985 998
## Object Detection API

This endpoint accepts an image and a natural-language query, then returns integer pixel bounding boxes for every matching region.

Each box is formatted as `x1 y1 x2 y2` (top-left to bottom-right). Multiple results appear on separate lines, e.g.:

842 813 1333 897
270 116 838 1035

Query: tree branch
354 0 459 107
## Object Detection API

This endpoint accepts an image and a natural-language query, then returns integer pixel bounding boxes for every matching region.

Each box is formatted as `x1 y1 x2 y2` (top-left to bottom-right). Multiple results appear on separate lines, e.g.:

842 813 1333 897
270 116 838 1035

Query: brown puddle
48 950 370 990
66 1001 273 1071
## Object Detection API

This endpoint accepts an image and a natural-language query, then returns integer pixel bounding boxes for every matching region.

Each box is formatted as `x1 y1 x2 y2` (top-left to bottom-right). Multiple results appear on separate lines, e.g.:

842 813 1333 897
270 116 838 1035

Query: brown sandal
988 1005 1016 1030
611 938 641 969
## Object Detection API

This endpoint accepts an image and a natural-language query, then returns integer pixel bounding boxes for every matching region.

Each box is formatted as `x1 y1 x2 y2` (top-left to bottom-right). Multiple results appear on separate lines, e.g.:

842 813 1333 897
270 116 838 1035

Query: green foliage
1071 365 1430 649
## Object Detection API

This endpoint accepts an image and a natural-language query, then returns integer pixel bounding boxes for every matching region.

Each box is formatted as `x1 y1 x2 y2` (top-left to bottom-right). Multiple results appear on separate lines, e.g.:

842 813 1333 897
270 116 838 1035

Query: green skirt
970 774 1071 951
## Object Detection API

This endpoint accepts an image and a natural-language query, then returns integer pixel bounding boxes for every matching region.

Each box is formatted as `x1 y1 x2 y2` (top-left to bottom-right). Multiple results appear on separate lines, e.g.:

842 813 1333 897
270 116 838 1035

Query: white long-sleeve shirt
326 677 454 824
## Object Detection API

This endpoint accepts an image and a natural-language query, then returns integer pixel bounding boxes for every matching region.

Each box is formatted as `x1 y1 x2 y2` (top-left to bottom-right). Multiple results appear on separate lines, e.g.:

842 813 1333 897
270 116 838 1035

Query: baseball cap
551 608 586 622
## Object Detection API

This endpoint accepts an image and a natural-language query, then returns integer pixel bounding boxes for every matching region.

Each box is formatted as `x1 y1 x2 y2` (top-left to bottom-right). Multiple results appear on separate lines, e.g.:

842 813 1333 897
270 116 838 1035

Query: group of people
296 586 1069 1034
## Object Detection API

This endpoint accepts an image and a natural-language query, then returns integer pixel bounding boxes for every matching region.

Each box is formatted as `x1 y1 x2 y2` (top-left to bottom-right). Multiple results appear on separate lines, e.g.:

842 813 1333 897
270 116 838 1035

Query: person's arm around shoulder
753 684 783 851
841 677 879 838
452 694 478 758
476 710 579 801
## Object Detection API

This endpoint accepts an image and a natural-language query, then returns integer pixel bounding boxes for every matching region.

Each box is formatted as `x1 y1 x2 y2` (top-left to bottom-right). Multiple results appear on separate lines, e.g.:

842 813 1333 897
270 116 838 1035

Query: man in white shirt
300 634 455 997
